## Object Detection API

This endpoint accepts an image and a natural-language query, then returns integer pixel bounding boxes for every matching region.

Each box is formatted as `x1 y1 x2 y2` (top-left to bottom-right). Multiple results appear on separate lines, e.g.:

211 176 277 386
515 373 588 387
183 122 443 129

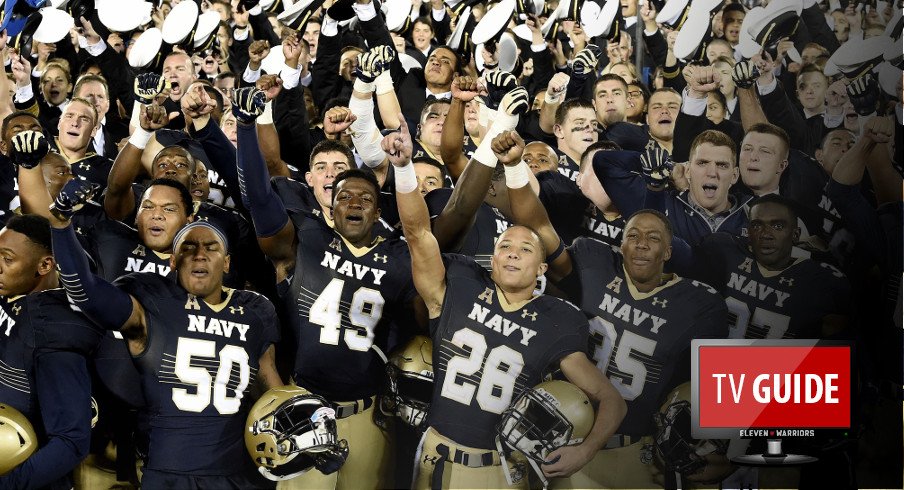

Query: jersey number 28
441 328 524 414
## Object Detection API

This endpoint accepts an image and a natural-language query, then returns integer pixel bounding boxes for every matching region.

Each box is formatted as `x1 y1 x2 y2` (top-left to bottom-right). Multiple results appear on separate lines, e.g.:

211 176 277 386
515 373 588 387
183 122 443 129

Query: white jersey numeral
172 337 250 414
441 328 524 414
310 278 385 351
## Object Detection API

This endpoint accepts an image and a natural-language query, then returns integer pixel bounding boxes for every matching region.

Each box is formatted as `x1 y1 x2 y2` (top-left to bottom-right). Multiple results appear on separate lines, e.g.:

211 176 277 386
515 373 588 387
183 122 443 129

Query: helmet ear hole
0 403 38 475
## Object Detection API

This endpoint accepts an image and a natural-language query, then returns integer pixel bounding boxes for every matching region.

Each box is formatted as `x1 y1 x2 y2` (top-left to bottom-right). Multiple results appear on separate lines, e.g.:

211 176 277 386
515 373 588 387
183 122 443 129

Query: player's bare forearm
433 159 494 251
17 165 53 218
507 183 572 279
440 98 468 179
560 352 627 452
397 189 447 317
375 90 401 130
257 345 284 390
538 98 560 134
256 120 290 178
104 143 143 220
831 137 873 185
737 87 768 131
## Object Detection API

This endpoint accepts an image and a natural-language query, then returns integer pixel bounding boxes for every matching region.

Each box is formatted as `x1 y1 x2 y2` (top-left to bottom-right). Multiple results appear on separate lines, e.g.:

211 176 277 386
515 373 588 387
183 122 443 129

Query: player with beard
234 87 417 489
502 131 729 487
0 214 104 489
598 130 752 244
673 195 850 339
390 121 625 489
50 183 282 488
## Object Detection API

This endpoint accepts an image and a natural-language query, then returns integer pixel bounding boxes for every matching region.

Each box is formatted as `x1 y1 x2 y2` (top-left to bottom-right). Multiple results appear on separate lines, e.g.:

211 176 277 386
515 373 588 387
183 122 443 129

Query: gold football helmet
381 336 434 429
245 386 349 481
496 380 594 485
0 403 37 475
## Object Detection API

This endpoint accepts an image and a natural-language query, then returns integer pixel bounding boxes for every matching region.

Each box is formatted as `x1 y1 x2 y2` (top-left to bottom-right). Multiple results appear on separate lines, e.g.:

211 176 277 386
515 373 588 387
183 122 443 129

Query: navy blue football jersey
66 153 114 195
113 273 279 475
427 255 589 449
463 135 478 160
537 171 624 247
564 238 728 437
0 289 104 490
281 212 417 401
425 188 512 270
0 156 17 227
692 233 851 339
553 148 580 182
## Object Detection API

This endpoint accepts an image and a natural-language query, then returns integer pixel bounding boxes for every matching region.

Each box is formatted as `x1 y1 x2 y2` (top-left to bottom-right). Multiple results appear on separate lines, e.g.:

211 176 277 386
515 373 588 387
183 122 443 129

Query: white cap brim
161 0 199 44
448 6 471 49
656 0 690 27
673 9 708 61
581 0 619 38
512 22 532 42
98 0 153 32
878 61 902 98
128 27 163 68
385 0 413 32
472 0 515 44
827 35 895 78
33 7 74 43
193 11 221 48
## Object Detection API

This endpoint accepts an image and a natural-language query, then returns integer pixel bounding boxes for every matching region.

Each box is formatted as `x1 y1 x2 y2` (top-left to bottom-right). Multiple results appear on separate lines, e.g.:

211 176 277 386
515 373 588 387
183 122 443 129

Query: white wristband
504 160 531 188
129 127 152 150
258 101 274 125
394 162 418 193
354 78 375 94
374 71 394 95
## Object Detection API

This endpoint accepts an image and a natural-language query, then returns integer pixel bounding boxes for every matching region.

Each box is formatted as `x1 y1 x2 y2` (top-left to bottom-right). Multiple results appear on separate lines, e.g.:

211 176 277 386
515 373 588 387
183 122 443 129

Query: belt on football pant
604 434 637 449
434 443 502 468
330 396 374 419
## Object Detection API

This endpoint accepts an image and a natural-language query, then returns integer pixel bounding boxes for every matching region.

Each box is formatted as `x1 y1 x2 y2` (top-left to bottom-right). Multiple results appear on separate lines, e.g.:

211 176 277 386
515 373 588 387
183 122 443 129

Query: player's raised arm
388 117 446 318
48 180 147 351
233 87 297 277
500 131 575 282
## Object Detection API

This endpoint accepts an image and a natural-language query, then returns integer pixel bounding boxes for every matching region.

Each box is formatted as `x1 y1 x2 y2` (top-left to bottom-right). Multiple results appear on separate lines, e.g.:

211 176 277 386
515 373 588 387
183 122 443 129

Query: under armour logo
79 163 91 171
651 297 668 308
229 306 244 315
422 455 439 465
194 215 209 222
329 238 342 252
778 277 794 287
373 253 387 263
521 310 537 321
11 304 21 315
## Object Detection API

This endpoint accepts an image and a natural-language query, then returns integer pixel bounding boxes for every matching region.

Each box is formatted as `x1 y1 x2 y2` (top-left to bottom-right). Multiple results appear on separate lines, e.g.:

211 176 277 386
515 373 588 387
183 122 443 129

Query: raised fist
134 72 169 105
50 179 100 221
10 130 49 169
231 87 267 124
639 142 672 189
731 60 759 90
572 44 602 78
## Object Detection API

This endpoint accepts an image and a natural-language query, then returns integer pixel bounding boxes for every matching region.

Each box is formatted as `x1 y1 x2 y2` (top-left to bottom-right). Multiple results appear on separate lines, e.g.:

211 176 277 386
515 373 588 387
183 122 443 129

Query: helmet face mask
653 384 730 483
246 388 349 481
381 336 434 430
498 389 576 463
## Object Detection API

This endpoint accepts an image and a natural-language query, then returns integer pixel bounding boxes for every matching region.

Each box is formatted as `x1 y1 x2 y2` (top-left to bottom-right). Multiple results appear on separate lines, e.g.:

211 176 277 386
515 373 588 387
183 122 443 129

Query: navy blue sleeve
826 179 885 266
594 150 649 218
236 123 291 237
0 351 91 490
193 118 245 215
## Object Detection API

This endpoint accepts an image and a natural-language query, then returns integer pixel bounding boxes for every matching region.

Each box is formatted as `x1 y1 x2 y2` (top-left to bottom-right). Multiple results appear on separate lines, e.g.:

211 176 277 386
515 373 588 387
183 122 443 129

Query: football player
504 132 729 488
673 195 851 340
0 214 104 489
53 98 115 194
0 112 44 225
50 184 282 488
235 88 417 489
389 124 626 488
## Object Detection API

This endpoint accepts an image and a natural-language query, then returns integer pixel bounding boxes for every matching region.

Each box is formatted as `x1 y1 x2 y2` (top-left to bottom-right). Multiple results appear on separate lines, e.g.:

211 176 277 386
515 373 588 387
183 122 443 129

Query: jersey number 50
172 337 250 415
441 328 525 414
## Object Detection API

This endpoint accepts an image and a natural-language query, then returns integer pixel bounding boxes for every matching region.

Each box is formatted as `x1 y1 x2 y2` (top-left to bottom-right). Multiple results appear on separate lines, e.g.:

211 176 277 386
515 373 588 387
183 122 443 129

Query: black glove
50 179 100 221
572 44 602 78
499 86 530 116
133 72 168 105
10 130 49 169
731 60 759 89
847 74 879 116
231 87 267 124
484 70 518 110
354 45 396 83
639 142 672 189
313 439 349 475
